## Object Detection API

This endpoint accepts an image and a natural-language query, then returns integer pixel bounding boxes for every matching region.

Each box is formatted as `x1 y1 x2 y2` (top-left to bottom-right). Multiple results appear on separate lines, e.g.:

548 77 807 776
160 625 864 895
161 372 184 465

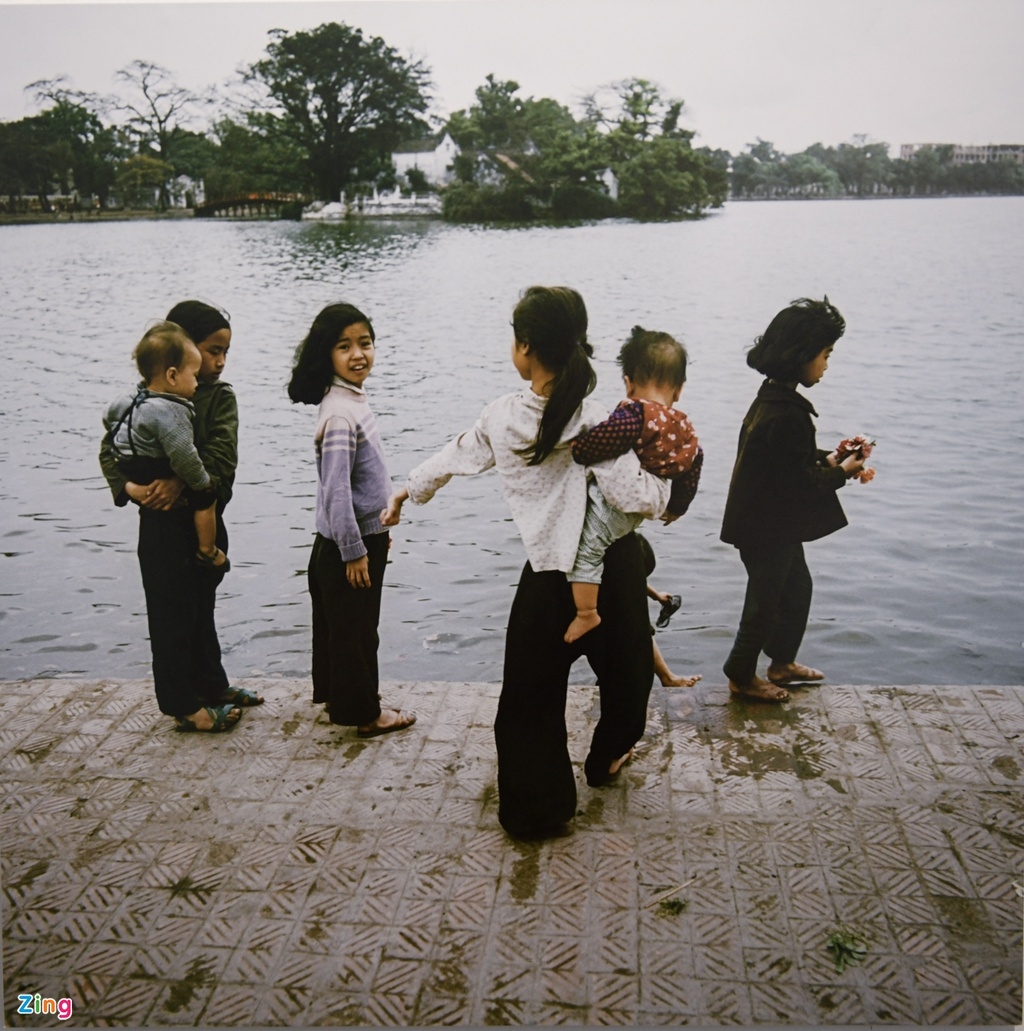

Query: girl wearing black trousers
99 300 257 731
288 303 415 738
383 287 668 838
720 297 866 703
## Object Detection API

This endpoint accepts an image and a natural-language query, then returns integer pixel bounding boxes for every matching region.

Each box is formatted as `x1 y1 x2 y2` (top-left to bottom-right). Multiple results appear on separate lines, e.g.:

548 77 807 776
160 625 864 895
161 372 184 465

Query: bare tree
114 60 209 208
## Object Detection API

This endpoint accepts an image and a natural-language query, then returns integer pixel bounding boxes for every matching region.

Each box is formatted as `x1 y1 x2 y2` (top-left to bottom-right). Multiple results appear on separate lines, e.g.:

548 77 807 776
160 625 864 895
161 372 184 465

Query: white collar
332 375 366 396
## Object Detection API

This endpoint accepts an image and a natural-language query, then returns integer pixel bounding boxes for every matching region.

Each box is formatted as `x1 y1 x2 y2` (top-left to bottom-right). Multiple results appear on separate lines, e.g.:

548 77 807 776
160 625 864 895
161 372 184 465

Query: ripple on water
1 199 1022 684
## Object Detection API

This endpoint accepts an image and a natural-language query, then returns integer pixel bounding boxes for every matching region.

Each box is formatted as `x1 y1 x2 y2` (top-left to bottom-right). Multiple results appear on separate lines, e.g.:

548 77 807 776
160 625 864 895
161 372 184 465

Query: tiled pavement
1 676 1022 1027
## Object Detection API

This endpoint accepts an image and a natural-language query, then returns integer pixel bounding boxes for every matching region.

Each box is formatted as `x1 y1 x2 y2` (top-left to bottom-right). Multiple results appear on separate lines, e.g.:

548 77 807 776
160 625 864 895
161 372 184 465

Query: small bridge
194 192 309 219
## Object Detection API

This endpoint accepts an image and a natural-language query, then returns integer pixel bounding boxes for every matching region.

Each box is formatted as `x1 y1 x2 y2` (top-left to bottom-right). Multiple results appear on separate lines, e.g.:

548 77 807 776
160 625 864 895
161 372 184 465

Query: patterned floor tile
2 677 1021 1026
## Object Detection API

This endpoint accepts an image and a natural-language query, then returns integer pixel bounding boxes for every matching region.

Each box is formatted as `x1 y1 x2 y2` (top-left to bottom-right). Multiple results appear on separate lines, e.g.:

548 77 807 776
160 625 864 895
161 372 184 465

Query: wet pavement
2 676 1022 1027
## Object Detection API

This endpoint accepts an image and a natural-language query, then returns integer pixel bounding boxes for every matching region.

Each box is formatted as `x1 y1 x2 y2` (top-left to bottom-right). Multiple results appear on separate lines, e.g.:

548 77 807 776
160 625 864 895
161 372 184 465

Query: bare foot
659 672 703 688
609 748 634 775
766 662 824 686
564 609 601 644
728 676 790 703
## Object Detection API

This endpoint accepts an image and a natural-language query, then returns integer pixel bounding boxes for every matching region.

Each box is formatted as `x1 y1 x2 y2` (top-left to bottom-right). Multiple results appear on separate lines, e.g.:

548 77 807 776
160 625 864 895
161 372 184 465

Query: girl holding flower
720 297 869 703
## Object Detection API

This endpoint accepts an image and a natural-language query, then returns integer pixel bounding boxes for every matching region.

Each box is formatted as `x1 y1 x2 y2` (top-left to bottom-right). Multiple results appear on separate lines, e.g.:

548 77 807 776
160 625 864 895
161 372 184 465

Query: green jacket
99 379 238 509
720 379 847 549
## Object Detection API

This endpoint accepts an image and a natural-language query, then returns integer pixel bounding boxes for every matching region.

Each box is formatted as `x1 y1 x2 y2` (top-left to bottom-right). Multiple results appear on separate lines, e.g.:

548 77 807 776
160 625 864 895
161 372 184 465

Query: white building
900 143 1024 165
391 132 459 186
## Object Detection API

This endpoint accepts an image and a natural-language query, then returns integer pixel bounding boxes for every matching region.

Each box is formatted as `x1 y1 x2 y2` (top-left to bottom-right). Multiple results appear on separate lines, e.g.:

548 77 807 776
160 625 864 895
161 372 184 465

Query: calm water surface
2 198 1022 685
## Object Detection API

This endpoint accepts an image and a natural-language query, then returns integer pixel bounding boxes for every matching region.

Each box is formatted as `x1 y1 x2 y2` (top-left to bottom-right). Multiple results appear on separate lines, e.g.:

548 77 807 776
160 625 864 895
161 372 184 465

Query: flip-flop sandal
196 548 231 573
357 709 416 738
218 686 264 707
175 703 241 732
656 595 682 629
766 665 824 686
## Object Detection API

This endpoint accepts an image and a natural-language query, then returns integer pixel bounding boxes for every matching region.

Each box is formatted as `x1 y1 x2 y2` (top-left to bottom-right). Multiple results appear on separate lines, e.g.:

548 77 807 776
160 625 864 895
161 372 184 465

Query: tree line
1 21 1020 221
730 137 1024 199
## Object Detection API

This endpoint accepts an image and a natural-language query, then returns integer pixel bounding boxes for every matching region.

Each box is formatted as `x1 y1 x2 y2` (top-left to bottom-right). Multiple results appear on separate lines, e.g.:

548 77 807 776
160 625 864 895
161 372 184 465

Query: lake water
1 198 1022 686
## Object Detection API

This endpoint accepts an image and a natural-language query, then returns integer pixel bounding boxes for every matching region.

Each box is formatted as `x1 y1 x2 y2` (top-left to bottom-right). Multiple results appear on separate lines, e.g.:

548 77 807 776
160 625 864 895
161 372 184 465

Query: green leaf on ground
826 928 867 972
657 898 687 917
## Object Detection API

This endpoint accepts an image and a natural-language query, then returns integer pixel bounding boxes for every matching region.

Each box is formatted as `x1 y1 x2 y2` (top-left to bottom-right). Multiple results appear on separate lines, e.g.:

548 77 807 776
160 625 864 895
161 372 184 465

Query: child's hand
659 510 682 525
381 488 408 527
346 555 371 589
836 436 877 483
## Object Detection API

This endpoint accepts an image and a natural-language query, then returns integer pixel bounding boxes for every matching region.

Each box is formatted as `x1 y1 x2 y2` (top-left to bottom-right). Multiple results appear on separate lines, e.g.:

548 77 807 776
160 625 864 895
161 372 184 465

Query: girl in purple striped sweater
288 304 416 738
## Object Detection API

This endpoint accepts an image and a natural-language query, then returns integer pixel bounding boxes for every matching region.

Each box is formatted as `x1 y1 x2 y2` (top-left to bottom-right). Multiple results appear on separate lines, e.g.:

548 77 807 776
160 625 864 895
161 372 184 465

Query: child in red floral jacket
564 326 703 643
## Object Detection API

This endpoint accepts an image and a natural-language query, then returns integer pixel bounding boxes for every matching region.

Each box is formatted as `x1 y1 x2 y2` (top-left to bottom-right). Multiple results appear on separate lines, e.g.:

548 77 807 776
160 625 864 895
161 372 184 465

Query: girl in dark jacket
720 297 866 702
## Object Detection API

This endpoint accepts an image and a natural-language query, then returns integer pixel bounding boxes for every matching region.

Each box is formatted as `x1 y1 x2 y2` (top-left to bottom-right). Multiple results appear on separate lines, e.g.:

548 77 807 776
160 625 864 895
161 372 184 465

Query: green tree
784 152 842 196
244 22 431 202
618 136 718 218
27 78 122 205
831 135 892 195
0 116 64 211
114 153 174 208
586 78 721 216
204 117 310 199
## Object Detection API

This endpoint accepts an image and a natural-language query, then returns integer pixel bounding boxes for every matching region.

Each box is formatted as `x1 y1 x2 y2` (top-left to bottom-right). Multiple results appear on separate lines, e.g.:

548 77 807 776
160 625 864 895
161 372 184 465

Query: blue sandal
175 704 241 732
217 686 264 707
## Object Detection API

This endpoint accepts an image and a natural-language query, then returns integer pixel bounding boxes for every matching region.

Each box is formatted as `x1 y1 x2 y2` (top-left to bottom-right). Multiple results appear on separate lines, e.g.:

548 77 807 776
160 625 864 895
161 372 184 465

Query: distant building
900 143 1024 165
392 132 459 186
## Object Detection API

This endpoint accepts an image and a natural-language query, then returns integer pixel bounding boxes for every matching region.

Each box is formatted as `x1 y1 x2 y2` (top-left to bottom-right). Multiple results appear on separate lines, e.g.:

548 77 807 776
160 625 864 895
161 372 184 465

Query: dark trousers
723 542 813 685
137 507 229 717
496 533 654 837
308 531 389 726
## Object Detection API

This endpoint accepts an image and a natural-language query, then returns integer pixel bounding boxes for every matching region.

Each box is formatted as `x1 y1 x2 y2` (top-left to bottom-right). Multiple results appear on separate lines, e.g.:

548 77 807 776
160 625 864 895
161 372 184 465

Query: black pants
496 533 653 837
723 542 812 685
137 507 229 717
308 531 389 726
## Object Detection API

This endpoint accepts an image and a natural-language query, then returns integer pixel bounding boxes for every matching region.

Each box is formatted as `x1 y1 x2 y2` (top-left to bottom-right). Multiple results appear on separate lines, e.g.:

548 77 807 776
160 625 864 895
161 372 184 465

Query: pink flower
836 436 877 485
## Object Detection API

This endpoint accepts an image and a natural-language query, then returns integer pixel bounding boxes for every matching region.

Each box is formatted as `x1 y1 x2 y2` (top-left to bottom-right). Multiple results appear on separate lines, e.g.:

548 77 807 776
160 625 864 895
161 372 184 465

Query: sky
0 0 1022 156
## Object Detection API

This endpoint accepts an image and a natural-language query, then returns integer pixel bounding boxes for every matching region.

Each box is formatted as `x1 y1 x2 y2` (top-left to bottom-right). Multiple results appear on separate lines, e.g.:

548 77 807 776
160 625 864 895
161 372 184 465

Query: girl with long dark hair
383 286 667 837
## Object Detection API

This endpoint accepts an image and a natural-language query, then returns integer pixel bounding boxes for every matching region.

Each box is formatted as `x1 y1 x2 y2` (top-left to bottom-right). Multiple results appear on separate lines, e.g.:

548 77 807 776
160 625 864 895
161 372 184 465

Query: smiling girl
288 303 415 738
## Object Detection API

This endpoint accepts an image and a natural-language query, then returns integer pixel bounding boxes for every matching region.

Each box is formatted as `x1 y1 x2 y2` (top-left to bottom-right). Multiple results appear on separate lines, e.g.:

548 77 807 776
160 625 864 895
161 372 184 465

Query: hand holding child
126 476 187 510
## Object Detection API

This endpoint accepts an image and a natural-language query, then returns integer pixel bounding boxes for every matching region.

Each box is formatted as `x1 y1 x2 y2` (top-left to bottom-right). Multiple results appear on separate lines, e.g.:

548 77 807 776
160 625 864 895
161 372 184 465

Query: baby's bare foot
660 672 703 688
564 609 601 644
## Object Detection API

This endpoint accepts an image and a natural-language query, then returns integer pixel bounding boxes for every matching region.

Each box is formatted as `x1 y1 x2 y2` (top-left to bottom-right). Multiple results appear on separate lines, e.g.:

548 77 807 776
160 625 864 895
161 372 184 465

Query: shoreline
2 191 1020 226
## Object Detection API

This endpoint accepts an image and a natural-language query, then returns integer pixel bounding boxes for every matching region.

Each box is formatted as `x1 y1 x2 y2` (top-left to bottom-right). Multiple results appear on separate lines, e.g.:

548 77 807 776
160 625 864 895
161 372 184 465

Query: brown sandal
357 708 416 738
729 680 790 703
766 663 824 686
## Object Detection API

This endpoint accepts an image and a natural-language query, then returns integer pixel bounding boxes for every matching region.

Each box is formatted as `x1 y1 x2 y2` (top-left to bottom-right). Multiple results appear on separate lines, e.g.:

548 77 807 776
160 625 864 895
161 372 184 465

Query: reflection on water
1 200 1022 685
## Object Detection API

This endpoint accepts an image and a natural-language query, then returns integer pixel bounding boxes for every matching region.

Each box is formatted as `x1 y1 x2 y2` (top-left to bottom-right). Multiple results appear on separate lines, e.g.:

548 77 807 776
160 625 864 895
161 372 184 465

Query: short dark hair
746 296 845 381
287 303 374 405
166 300 230 345
617 326 687 389
133 322 195 383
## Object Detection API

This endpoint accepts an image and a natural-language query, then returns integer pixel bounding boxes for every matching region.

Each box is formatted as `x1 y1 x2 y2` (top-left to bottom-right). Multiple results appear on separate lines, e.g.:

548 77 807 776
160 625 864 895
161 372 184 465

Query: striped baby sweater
314 378 391 561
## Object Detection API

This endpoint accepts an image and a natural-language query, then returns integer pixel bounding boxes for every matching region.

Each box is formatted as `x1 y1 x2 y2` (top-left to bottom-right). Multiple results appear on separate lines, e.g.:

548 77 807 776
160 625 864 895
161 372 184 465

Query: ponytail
512 286 596 465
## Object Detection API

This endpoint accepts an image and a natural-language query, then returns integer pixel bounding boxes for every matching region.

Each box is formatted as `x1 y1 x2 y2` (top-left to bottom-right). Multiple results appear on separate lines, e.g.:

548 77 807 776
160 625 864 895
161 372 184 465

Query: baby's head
133 322 201 398
617 326 687 402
